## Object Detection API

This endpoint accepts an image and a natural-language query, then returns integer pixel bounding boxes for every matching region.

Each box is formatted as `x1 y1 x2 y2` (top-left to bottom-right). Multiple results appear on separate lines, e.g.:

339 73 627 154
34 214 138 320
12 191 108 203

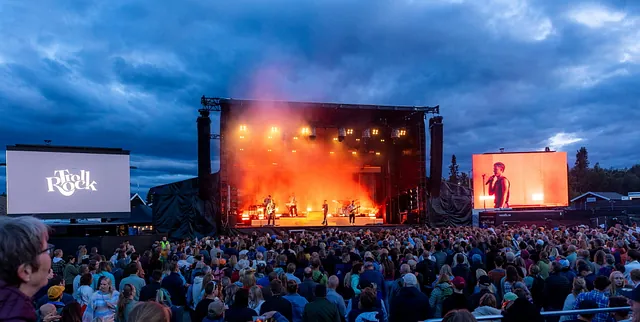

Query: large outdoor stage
245 213 383 227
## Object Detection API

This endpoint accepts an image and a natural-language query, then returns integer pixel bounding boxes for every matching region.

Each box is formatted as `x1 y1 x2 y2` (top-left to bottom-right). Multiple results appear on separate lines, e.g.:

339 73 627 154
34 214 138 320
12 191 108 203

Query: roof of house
130 193 146 205
570 191 625 203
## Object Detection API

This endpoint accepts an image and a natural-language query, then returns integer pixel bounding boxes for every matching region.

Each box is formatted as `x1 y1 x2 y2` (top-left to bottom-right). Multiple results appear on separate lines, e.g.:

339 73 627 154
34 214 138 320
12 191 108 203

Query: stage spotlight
347 128 354 135
292 150 297 153
338 128 346 142
372 129 379 135
352 151 357 156
301 127 310 135
332 137 338 141
309 127 317 140
271 126 279 133
399 129 407 136
329 151 335 155
293 136 299 140
239 125 247 132
376 152 381 156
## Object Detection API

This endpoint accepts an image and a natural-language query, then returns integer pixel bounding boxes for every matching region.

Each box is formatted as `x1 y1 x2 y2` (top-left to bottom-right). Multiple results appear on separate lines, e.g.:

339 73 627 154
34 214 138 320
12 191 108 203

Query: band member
486 162 510 208
263 195 272 207
322 200 329 226
348 200 357 225
266 198 276 226
289 194 298 217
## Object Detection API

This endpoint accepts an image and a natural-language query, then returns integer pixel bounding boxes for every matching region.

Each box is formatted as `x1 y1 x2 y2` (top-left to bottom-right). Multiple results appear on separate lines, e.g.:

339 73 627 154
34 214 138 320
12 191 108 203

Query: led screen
6 150 131 215
472 152 568 209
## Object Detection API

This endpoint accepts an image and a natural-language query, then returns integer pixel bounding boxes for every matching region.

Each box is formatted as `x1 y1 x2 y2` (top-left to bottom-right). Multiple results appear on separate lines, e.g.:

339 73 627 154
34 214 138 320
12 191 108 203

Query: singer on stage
322 200 329 226
486 162 510 208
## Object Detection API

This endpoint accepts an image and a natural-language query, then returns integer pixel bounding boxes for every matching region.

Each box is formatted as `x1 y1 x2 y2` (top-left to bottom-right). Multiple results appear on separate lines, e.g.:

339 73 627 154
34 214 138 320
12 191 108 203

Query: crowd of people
1 215 639 322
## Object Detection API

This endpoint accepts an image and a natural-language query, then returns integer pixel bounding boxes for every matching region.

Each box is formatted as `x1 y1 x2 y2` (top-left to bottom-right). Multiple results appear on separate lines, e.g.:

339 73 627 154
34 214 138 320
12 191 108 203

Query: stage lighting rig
338 128 346 142
362 129 371 143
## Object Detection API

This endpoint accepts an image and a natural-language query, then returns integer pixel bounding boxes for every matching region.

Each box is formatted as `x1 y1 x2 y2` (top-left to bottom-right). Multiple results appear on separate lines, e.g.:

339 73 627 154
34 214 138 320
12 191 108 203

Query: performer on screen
486 162 510 208
322 200 329 226
288 194 298 217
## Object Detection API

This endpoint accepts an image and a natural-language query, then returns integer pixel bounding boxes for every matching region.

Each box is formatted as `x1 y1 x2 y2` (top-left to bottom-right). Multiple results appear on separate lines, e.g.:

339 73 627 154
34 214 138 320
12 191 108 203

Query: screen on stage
6 149 131 216
472 152 568 209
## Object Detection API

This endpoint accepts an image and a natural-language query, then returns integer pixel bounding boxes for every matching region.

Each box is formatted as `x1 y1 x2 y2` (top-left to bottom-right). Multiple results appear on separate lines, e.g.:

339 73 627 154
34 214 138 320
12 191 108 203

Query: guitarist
348 200 358 225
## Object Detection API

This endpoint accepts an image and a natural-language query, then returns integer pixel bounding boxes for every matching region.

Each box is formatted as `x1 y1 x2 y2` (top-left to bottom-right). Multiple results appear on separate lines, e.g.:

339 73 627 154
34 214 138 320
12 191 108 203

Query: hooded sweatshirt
190 276 204 309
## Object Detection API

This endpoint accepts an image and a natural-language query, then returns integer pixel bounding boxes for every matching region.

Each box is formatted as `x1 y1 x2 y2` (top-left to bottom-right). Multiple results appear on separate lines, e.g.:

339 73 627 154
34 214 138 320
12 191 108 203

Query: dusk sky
1 0 638 196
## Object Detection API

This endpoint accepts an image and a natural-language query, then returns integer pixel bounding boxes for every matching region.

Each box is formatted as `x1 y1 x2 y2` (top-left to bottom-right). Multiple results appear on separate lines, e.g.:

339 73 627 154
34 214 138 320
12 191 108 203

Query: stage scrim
472 151 569 209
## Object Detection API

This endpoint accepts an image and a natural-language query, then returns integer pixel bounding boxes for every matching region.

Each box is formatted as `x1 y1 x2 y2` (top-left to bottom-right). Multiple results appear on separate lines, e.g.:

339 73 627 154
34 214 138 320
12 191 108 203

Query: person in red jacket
0 216 52 322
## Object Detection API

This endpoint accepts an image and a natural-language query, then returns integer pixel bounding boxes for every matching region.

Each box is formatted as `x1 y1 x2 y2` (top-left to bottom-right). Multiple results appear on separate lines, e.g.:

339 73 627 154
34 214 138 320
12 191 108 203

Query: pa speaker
429 117 444 197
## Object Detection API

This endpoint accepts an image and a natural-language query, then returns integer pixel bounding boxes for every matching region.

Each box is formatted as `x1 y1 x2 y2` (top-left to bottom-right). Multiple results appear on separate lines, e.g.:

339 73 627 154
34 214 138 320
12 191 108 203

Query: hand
43 313 61 322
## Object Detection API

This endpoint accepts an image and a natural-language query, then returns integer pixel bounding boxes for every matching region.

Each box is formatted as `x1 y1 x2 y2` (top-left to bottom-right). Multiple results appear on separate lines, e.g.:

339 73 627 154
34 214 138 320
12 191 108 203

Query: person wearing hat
46 285 66 314
202 298 225 322
470 275 493 310
389 273 430 322
572 276 611 322
442 276 469 317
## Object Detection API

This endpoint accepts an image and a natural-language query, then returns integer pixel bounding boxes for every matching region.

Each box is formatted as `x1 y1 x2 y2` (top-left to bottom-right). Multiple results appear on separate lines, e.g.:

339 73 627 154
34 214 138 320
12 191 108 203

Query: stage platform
231 224 403 235
248 211 383 227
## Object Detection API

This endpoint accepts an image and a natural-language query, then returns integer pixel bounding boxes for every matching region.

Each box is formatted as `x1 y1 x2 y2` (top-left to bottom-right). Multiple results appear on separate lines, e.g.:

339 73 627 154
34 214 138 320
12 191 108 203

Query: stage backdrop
149 174 218 239
429 181 473 227
472 152 568 209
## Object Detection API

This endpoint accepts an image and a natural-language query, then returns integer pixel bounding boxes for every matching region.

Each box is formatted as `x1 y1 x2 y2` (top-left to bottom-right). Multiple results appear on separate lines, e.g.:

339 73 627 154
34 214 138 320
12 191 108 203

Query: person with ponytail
116 284 137 322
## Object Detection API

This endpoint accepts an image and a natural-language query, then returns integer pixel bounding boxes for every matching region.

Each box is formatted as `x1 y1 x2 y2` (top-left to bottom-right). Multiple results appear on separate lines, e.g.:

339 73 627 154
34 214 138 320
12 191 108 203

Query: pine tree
448 154 460 184
459 172 470 187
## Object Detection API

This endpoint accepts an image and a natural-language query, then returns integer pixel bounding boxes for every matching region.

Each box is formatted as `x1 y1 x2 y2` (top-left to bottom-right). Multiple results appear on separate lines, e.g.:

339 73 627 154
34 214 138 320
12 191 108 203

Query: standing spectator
128 302 171 322
74 273 94 313
283 280 309 322
84 276 119 322
73 265 89 295
224 288 256 322
119 264 145 300
326 276 347 321
63 256 78 294
52 250 66 277
390 273 430 322
543 261 571 313
139 270 162 302
303 284 341 322
572 276 611 322
115 284 137 322
442 277 469 317
260 280 293 322
0 216 52 322
298 267 318 303
160 262 186 306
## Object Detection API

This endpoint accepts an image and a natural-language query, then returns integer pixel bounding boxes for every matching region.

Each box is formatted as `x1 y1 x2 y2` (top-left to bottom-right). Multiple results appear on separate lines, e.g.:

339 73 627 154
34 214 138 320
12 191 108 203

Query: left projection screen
6 150 131 216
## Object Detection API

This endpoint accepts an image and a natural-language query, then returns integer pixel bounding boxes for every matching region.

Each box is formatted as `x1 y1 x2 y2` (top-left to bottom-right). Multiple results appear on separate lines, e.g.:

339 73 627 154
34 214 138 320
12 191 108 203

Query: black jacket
260 294 293 322
389 286 431 322
543 273 571 310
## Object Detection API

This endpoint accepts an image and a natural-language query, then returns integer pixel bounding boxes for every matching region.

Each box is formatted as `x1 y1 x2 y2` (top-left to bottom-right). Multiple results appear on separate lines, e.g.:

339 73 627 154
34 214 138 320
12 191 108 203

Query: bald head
328 275 339 289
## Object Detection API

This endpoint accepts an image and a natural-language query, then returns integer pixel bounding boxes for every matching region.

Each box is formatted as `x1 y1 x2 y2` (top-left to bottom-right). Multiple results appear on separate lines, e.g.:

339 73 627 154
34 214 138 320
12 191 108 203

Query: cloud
1 0 639 197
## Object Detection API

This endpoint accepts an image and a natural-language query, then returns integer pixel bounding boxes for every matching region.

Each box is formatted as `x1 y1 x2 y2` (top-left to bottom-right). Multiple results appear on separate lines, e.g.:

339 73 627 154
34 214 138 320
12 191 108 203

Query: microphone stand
482 174 486 209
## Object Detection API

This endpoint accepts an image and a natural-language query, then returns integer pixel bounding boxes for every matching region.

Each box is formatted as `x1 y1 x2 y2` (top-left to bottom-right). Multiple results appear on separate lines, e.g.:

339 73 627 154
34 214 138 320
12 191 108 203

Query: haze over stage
5 144 131 219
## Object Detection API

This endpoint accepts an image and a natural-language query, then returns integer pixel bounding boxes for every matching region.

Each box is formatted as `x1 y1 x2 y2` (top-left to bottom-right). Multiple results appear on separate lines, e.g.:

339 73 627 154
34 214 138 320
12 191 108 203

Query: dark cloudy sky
1 0 638 196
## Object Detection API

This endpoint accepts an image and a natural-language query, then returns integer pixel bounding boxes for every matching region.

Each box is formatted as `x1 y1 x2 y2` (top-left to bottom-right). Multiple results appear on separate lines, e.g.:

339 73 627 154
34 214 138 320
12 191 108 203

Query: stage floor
249 214 383 227
251 211 383 227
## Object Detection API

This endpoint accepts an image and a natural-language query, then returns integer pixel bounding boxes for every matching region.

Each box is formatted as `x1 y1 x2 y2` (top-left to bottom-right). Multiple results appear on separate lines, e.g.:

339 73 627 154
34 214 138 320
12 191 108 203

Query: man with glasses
0 216 52 322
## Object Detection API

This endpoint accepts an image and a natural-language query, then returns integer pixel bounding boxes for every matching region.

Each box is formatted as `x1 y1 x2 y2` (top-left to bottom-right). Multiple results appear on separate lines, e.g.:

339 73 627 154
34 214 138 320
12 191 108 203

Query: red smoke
228 102 378 216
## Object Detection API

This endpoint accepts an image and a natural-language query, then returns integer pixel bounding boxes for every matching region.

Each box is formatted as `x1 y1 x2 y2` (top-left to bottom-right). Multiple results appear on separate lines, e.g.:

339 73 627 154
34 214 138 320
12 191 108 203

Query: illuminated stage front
215 98 438 227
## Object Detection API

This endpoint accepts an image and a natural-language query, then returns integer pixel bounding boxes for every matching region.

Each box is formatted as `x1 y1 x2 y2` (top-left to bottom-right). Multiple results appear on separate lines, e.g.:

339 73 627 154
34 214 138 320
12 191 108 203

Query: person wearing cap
470 275 493 310
202 298 225 322
46 285 66 314
442 276 469 317
389 273 430 322
572 276 611 322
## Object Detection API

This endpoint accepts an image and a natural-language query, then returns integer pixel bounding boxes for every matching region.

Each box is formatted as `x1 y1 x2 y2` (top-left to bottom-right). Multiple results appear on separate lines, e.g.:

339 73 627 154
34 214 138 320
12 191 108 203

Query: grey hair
0 216 50 285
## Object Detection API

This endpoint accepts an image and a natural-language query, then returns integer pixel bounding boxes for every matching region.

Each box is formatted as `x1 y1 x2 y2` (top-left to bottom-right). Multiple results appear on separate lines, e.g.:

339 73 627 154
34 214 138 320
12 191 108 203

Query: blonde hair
610 271 626 295
128 302 171 322
248 285 264 309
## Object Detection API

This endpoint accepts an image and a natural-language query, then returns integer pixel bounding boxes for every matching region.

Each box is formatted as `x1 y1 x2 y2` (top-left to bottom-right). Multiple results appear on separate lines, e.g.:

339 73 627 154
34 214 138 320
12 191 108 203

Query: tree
570 147 590 195
448 154 460 184
459 172 470 187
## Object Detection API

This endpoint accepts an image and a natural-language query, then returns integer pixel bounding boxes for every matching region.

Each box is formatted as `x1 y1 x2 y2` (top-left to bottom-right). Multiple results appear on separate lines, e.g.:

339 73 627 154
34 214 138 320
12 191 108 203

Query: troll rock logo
46 169 97 197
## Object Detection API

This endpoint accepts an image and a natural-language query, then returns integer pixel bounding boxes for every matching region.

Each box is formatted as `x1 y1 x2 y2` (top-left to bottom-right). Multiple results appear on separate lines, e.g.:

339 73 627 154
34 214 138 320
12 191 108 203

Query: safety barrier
424 306 631 321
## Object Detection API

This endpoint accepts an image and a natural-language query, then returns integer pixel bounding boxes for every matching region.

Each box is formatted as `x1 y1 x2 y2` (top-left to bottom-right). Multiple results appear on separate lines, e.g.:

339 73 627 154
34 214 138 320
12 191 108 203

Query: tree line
446 148 640 198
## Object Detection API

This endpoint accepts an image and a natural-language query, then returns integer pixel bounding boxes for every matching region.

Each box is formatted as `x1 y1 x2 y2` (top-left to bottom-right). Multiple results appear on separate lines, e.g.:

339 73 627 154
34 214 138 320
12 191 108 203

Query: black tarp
149 174 219 239
429 181 473 227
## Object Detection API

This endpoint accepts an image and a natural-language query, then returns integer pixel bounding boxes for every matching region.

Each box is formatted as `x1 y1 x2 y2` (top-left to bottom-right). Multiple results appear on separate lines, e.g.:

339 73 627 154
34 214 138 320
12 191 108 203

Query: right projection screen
472 151 568 209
